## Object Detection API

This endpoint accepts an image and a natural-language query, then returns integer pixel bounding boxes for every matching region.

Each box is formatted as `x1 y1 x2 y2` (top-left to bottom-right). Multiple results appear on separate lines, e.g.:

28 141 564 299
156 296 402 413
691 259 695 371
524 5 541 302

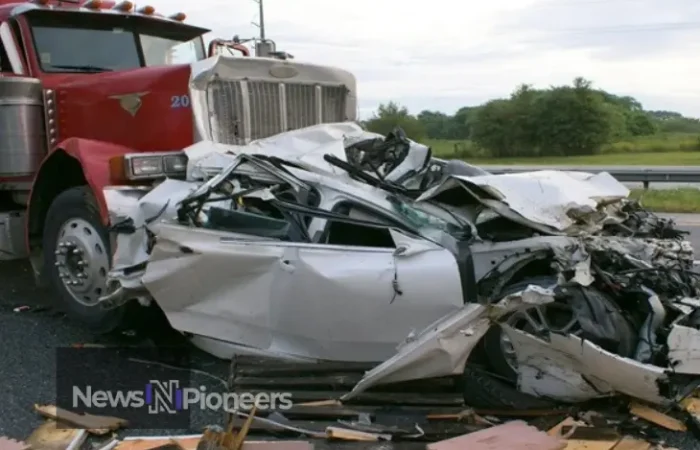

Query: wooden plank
259 404 474 421
232 358 377 377
33 404 127 435
628 403 687 432
560 426 620 441
25 421 80 450
227 417 480 438
233 374 456 392
116 438 312 450
234 390 465 406
427 420 567 450
325 427 389 442
680 397 700 414
234 374 363 389
116 438 201 450
611 437 652 450
547 418 621 450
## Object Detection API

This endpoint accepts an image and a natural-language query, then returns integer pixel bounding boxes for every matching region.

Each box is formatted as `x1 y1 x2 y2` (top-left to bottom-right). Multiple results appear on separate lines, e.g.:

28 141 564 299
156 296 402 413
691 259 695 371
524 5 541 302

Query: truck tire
43 186 126 332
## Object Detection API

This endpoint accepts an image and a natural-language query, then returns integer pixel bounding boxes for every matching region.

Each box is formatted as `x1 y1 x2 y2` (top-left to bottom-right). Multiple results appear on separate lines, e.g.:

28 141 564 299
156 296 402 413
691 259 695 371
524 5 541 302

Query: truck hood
54 64 194 151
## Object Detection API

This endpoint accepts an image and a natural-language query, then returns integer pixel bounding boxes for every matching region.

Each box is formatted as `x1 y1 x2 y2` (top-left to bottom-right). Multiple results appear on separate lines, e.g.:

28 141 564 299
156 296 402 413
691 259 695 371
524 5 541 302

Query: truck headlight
114 151 188 181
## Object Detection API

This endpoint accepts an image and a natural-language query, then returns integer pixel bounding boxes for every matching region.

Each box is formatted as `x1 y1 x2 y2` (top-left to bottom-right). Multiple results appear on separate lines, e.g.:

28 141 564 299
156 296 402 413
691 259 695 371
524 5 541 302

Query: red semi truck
0 0 357 331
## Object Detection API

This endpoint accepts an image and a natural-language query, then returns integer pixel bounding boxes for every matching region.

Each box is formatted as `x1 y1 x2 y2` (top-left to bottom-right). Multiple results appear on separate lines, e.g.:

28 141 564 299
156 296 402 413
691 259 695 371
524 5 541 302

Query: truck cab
0 0 357 331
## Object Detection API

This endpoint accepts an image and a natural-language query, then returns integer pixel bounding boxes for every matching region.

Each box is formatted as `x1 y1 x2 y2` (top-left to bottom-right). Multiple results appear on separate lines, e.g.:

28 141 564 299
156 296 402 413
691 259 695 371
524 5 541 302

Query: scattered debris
10 124 700 450
33 404 128 434
12 305 47 313
628 403 687 432
100 123 700 415
65 430 87 450
25 420 81 450
70 343 107 348
325 426 391 442
428 420 567 450
0 437 29 450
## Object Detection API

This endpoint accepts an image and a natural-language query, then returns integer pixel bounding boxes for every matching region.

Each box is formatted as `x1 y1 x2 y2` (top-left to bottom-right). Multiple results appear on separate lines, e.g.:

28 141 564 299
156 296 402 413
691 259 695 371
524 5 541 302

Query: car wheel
481 276 558 383
43 186 126 333
462 365 558 410
463 275 562 409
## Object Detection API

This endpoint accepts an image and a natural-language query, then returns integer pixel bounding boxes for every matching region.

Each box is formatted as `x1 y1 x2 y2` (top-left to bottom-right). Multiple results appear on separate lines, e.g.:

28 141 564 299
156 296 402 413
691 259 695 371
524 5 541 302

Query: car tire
481 275 558 383
462 365 558 409
43 185 127 333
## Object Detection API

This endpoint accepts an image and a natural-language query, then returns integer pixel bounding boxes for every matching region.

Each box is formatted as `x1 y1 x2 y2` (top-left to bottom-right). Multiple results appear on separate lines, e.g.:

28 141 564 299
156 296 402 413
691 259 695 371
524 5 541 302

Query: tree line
363 77 700 158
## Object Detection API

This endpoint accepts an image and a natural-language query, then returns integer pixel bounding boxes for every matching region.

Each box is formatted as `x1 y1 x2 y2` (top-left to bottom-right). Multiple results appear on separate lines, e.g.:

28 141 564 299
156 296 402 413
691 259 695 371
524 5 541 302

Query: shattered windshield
387 196 467 240
28 11 206 72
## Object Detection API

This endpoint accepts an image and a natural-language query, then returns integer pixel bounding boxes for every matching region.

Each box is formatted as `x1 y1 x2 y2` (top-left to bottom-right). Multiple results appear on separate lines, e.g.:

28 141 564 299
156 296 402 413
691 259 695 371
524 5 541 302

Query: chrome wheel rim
499 303 580 372
54 218 109 306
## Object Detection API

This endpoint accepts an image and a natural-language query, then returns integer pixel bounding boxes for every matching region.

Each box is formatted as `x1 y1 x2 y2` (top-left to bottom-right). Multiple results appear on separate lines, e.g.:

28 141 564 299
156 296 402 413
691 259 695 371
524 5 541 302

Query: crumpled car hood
99 122 700 410
183 123 630 235
417 169 630 234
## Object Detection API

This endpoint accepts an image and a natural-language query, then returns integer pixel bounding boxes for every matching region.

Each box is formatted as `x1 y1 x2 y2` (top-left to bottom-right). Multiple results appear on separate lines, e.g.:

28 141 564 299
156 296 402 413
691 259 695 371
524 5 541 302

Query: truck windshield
26 11 207 72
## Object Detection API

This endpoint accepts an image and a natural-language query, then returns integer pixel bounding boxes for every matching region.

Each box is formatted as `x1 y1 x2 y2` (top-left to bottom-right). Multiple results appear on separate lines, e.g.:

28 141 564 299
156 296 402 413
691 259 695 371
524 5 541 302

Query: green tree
365 102 426 141
417 110 452 139
470 99 522 157
469 85 542 157
657 117 700 133
531 78 614 156
625 110 658 136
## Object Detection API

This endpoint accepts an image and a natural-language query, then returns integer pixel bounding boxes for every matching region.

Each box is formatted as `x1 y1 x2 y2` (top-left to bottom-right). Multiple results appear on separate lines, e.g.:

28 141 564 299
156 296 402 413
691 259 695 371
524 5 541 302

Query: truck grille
206 79 348 145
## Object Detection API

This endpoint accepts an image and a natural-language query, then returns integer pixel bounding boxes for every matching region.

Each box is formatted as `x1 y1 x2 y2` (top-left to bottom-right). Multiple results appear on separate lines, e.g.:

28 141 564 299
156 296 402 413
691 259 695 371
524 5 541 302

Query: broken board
226 356 569 441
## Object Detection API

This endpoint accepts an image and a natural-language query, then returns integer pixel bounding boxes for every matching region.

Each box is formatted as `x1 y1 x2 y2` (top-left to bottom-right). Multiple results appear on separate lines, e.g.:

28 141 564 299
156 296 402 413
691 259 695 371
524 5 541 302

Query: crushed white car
100 122 700 410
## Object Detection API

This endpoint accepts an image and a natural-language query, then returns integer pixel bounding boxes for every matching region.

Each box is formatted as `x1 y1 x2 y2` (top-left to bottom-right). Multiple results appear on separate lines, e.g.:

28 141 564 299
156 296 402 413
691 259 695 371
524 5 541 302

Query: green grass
468 152 700 166
631 188 700 213
425 133 700 212
427 133 700 165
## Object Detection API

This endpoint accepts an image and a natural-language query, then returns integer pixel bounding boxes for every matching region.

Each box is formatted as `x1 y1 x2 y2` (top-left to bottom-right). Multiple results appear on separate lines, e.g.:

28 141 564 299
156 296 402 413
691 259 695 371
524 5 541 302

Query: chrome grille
207 79 245 145
248 81 282 141
285 83 316 130
321 85 347 123
207 79 348 145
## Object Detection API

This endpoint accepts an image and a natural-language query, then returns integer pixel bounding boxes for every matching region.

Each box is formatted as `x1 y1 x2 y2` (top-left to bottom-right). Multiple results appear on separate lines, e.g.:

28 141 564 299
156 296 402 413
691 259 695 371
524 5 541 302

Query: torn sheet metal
105 180 198 271
183 123 434 189
343 285 556 400
99 122 700 408
417 170 629 232
101 180 199 307
183 123 368 178
667 325 700 374
140 223 464 362
502 326 669 405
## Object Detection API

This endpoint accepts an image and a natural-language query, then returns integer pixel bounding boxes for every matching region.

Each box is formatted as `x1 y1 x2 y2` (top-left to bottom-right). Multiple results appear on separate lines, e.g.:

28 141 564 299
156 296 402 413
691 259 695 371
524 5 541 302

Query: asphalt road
2 220 700 448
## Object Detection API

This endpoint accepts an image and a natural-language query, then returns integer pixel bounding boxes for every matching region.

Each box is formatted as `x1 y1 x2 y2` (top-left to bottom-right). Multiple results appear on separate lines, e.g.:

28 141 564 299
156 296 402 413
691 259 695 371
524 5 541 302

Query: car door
143 220 464 363
270 228 464 363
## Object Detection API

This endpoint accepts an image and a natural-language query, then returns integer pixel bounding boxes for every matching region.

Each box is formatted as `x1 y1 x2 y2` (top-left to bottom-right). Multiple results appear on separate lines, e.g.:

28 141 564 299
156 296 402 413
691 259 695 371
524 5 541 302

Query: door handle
279 259 295 273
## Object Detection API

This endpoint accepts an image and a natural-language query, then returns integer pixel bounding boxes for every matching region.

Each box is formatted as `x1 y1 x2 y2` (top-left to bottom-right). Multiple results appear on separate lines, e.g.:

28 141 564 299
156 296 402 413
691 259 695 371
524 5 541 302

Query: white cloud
150 0 700 117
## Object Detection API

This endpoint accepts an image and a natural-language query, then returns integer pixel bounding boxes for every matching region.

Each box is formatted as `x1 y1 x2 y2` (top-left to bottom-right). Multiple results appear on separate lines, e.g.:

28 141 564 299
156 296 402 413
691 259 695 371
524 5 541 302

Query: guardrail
480 165 700 189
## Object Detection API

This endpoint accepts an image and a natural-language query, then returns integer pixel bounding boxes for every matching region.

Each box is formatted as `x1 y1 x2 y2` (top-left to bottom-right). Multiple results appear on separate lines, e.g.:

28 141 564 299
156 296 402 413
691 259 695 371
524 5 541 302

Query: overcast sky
149 0 700 119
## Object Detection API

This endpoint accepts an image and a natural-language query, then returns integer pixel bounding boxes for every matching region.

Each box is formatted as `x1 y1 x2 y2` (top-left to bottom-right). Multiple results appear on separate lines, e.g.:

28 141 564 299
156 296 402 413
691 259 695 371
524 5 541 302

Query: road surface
1 219 700 449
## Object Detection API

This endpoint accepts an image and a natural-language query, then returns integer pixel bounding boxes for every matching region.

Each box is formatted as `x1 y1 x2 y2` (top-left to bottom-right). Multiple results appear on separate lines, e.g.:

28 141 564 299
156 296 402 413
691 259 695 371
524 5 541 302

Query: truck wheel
43 186 126 333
